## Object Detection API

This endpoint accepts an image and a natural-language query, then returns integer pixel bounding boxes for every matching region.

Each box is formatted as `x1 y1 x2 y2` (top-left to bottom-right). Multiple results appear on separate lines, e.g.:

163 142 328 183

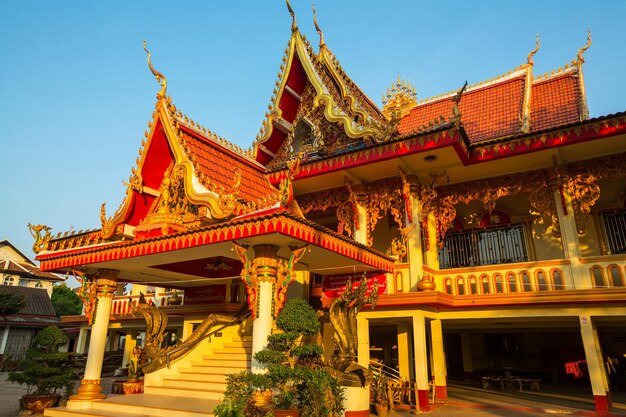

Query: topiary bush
8 325 76 397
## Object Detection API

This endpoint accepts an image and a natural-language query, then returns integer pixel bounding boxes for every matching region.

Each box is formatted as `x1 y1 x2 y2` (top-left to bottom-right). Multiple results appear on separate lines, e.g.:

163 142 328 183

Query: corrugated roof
0 284 57 321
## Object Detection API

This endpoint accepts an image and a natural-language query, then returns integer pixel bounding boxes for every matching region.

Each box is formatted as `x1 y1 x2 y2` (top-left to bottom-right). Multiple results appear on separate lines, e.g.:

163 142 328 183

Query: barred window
438 223 529 269
602 208 626 254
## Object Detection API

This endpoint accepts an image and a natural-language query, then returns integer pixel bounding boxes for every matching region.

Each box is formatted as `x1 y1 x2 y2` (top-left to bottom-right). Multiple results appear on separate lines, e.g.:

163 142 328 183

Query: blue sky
1 1 625 259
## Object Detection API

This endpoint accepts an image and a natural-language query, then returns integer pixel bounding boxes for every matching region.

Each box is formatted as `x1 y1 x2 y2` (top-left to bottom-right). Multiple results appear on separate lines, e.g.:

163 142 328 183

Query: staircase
45 337 252 417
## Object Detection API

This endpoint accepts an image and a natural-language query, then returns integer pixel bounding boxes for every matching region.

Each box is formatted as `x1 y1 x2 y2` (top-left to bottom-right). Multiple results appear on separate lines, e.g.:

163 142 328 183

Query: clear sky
1 1 625 260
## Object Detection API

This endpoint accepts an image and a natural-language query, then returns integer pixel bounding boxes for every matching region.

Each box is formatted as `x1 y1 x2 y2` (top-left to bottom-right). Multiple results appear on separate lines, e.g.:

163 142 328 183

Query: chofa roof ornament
526 33 540 66
577 28 592 63
143 39 167 100
286 0 298 32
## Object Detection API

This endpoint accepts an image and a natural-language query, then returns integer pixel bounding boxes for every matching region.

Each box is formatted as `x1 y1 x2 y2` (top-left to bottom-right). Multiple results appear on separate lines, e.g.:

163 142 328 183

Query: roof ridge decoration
312 2 325 50
382 75 417 118
526 33 540 67
286 0 298 33
577 28 592 121
27 223 52 254
143 40 167 100
520 34 540 133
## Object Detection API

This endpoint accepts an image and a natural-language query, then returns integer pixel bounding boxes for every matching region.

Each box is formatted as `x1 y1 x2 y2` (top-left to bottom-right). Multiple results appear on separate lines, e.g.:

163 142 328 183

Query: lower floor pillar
397 323 413 380
343 386 369 417
251 281 274 373
412 314 430 412
460 333 474 381
580 314 611 414
430 319 447 403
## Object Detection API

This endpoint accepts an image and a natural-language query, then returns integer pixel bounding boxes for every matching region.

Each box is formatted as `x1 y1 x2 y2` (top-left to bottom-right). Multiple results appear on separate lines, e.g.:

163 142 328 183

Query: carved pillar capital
96 269 119 299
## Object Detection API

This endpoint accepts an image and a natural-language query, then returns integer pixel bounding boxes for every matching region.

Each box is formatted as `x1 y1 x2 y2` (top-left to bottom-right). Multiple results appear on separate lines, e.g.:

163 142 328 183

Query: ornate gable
253 18 397 170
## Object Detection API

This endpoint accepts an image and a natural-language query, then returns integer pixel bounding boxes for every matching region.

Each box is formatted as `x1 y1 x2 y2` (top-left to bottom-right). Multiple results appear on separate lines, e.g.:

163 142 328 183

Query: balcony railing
601 209 626 254
438 224 528 269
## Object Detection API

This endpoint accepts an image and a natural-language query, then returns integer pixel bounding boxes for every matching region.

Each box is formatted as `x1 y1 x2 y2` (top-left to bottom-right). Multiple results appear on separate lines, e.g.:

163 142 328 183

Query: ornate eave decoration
233 242 308 319
28 223 52 254
73 270 97 325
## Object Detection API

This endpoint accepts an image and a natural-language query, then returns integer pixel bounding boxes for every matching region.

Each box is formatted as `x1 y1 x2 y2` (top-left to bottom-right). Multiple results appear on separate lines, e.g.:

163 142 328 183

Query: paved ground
1 373 625 417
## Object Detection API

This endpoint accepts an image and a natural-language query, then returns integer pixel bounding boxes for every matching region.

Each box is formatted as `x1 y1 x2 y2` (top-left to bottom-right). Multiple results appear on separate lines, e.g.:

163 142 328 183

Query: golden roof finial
312 2 325 49
143 40 167 100
577 28 592 63
527 33 540 66
286 0 298 32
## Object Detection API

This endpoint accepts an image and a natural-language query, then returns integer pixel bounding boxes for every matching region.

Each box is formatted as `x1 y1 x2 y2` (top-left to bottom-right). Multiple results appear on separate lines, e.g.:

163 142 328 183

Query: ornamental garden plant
214 298 344 417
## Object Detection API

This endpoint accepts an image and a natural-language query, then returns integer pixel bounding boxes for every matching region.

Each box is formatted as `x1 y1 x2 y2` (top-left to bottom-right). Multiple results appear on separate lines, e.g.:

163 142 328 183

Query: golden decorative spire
143 40 167 99
312 2 325 49
577 28 592 63
382 75 417 118
286 0 298 32
527 33 540 66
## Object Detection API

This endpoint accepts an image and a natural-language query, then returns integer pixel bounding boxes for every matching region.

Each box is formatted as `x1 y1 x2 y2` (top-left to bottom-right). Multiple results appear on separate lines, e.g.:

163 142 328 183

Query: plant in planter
216 299 345 417
8 325 76 413
370 372 390 417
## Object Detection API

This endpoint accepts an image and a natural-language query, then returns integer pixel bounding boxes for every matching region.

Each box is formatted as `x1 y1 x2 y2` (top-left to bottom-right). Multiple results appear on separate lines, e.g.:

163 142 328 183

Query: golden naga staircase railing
165 307 251 368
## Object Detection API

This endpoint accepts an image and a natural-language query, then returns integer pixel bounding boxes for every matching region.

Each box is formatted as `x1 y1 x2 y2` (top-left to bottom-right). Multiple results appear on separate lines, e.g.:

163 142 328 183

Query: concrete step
192 359 250 367
144 385 223 400
45 394 217 417
184 363 249 374
213 346 251 354
201 353 251 361
178 371 229 383
162 378 227 391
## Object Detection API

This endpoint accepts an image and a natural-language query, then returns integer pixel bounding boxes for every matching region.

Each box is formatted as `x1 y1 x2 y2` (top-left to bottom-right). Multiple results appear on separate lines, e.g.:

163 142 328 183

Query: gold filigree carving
27 223 51 254
382 75 417 119
365 178 406 246
299 184 356 237
233 243 307 318
73 270 97 325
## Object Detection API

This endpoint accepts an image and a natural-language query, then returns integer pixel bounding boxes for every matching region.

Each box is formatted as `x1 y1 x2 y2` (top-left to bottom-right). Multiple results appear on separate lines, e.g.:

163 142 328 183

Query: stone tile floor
1 373 625 417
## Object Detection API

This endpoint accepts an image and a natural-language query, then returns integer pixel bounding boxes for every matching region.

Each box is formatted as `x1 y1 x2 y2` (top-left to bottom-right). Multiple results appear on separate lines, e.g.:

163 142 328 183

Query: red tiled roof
531 71 582 132
399 75 526 143
179 131 278 204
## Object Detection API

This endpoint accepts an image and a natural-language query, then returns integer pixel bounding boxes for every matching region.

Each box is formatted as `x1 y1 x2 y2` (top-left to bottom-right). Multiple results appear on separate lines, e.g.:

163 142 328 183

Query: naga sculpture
128 293 248 373
326 273 378 387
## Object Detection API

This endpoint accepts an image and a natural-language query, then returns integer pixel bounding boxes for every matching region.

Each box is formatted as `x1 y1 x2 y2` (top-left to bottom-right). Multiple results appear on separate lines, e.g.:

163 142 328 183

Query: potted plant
216 299 345 417
370 372 390 417
8 325 76 413
123 345 144 394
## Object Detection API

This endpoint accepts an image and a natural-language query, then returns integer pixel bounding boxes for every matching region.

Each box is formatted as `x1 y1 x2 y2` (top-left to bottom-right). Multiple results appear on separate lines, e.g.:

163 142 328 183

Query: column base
593 393 611 414
435 385 447 402
69 379 106 404
417 389 430 412
342 386 369 417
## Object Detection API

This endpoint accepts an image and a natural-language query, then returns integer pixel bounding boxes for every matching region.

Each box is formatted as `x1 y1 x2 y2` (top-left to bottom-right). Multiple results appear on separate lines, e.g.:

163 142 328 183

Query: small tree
51 285 83 317
0 291 26 319
8 325 76 397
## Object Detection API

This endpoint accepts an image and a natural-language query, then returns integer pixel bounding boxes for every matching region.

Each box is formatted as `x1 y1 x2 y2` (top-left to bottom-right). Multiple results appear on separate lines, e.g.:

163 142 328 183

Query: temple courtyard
1 373 624 417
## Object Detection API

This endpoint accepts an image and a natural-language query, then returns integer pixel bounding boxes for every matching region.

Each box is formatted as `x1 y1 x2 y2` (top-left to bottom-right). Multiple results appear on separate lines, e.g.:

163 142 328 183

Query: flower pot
123 380 144 394
21 394 61 413
251 389 273 407
274 409 301 417
375 403 389 417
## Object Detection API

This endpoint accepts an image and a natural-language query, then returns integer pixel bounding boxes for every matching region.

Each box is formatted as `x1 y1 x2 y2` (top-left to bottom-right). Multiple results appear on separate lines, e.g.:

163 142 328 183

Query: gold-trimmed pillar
250 244 279 373
353 184 368 246
406 181 423 291
553 180 589 289
68 269 118 407
579 314 612 413
425 211 439 269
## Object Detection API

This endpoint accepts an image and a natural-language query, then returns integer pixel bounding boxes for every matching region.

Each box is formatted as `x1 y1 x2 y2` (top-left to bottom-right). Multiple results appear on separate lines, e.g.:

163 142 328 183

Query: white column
356 316 370 368
75 326 88 354
412 313 430 412
354 186 368 245
69 269 118 407
579 314 611 413
251 280 274 373
430 319 447 402
0 325 10 354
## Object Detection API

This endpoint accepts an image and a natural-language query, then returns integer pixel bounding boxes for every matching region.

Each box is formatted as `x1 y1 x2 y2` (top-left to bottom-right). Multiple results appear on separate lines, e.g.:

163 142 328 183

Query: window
601 208 626 254
438 223 528 269
468 275 477 295
507 273 517 293
35 282 43 288
444 278 453 294
592 267 605 288
456 277 465 295
481 275 490 294
3 276 15 285
493 273 504 293
536 270 548 291
551 270 564 290
609 265 624 287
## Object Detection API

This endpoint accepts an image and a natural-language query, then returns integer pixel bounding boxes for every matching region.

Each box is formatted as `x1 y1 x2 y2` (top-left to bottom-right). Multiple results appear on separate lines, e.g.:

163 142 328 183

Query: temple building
31 6 626 417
